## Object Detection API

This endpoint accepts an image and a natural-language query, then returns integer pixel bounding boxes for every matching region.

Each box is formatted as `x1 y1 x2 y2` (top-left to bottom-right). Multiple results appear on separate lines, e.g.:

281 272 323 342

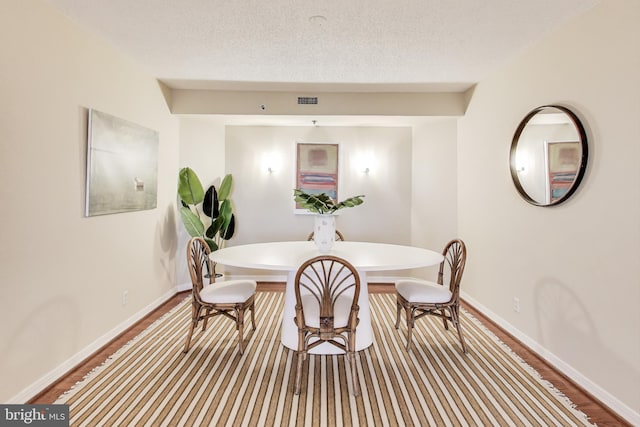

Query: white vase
313 214 336 253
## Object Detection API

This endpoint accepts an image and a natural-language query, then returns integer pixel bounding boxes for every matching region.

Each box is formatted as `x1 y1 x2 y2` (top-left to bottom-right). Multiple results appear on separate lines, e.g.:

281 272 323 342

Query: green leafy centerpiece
294 189 365 252
293 189 365 213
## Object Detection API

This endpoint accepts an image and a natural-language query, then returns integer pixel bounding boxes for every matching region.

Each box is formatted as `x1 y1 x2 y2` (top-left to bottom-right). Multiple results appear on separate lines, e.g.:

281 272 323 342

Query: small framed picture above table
294 142 339 214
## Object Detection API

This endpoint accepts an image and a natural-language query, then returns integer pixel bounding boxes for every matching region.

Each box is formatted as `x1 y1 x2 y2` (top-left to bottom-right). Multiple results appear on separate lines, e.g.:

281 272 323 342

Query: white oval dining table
210 241 443 354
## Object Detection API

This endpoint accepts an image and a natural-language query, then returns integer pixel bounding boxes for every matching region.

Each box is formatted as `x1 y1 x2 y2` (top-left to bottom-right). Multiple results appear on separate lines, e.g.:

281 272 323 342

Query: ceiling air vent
297 97 318 105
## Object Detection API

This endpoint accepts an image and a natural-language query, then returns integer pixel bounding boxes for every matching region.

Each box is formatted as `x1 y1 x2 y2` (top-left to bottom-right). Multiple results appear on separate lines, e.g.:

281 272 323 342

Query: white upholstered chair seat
200 280 257 304
395 239 467 353
300 293 353 328
395 280 452 304
184 237 257 355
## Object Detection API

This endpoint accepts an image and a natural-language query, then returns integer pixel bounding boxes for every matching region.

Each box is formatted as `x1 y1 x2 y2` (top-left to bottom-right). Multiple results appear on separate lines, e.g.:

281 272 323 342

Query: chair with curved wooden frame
395 239 468 353
293 255 361 396
183 237 257 355
307 229 345 242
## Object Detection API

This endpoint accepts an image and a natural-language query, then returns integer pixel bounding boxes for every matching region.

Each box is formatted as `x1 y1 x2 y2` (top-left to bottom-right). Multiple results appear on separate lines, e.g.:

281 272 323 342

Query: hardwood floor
30 283 630 426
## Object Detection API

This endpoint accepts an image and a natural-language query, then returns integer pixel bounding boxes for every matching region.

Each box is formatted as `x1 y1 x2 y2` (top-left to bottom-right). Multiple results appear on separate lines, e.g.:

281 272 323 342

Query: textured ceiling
45 0 598 92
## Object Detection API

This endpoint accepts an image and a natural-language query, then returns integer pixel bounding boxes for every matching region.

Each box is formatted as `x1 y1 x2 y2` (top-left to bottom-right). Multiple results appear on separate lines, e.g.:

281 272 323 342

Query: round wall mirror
510 105 588 206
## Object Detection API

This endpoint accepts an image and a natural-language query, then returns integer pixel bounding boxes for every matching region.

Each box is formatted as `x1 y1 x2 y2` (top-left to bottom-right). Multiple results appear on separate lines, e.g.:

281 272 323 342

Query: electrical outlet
512 297 520 313
122 291 128 306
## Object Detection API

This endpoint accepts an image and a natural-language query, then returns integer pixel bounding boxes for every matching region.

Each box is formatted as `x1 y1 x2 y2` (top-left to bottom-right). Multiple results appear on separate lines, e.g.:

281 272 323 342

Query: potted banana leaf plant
178 168 236 271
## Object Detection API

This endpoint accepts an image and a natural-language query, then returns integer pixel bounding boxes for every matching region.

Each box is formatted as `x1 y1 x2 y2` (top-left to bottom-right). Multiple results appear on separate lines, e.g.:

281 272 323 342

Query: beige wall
457 0 640 420
178 123 425 281
411 119 458 251
226 125 412 244
0 0 179 402
176 117 227 286
178 117 227 183
171 89 468 116
176 122 458 283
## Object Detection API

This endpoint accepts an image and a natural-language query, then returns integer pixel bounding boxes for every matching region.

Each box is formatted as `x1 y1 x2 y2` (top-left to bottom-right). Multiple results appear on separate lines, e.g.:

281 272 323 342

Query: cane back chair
307 229 345 242
395 239 468 353
183 237 257 355
293 255 361 396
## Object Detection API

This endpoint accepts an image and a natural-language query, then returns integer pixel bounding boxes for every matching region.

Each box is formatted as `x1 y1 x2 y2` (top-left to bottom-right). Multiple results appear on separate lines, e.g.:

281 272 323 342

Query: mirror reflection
510 105 588 206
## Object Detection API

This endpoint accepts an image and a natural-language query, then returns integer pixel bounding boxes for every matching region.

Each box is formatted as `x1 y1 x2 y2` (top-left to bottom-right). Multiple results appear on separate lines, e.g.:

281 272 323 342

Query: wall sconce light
262 151 281 175
354 152 373 175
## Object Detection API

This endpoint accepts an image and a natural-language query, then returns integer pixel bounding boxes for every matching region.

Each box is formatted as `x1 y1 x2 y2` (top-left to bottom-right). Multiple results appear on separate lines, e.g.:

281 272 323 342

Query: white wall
223 125 414 278
0 0 179 402
178 117 227 184
409 118 459 280
411 119 458 251
176 120 459 284
176 117 228 286
227 126 412 242
457 0 640 421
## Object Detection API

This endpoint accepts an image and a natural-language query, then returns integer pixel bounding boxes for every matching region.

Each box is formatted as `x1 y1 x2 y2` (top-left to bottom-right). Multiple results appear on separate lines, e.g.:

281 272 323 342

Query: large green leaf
293 189 365 213
178 167 204 205
206 216 224 238
221 214 235 240
202 185 219 219
335 195 365 210
294 189 337 213
179 206 204 237
218 174 233 200
204 238 218 252
219 199 233 229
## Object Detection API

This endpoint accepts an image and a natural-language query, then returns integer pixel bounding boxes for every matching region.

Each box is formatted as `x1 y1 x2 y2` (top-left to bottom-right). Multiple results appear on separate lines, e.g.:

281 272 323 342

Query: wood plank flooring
30 283 630 426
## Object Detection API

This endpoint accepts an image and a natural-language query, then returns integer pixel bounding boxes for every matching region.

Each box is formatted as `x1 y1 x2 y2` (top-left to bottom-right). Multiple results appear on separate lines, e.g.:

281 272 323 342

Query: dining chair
307 229 345 242
183 237 257 355
394 239 468 353
293 255 361 396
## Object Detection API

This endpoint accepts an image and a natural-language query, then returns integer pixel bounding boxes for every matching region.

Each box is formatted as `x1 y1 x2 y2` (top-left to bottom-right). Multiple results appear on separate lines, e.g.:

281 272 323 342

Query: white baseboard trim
461 291 639 426
10 287 177 404
177 281 192 292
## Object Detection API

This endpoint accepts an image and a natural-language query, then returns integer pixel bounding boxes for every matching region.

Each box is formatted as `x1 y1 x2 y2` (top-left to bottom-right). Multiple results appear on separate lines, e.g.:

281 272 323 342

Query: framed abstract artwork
294 142 339 214
85 109 159 216
545 140 581 204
